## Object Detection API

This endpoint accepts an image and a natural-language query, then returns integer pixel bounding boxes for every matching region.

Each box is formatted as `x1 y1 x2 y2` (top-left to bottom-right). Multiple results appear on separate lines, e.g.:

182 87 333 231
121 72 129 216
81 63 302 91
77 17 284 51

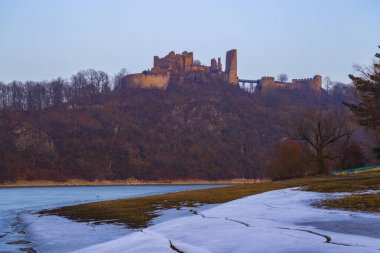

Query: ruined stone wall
292 75 322 91
259 75 322 91
123 72 170 89
260 76 276 88
170 70 226 85
225 49 238 85
153 51 182 70
274 82 292 88
190 65 210 72
210 58 218 72
153 51 193 71
218 58 222 73
123 49 239 90
183 52 193 71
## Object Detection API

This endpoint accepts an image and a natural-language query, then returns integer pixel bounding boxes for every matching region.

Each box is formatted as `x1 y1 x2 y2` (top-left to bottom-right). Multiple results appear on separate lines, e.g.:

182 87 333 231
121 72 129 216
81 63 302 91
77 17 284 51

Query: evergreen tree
345 45 380 159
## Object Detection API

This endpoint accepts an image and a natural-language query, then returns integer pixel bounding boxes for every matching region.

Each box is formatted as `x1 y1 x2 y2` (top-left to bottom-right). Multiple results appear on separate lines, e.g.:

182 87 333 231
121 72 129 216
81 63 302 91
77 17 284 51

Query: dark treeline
0 68 127 111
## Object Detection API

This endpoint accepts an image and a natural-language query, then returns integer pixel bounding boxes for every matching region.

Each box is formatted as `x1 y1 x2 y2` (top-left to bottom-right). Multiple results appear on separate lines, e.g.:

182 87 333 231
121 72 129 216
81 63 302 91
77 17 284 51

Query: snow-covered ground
0 184 224 252
73 188 380 253
21 204 217 252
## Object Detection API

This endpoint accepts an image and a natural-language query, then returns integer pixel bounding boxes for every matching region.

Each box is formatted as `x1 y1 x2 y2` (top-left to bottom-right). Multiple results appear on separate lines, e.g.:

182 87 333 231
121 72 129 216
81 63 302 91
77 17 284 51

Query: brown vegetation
318 193 380 213
292 108 353 174
264 139 308 180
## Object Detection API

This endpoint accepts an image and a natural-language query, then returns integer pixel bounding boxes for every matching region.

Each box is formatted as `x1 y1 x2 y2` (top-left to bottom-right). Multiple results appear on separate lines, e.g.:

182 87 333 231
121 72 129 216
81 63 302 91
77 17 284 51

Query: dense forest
0 69 377 182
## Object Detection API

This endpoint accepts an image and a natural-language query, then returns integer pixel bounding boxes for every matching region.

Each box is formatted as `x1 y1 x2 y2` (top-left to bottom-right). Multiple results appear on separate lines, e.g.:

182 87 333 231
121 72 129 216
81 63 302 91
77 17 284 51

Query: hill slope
0 81 335 182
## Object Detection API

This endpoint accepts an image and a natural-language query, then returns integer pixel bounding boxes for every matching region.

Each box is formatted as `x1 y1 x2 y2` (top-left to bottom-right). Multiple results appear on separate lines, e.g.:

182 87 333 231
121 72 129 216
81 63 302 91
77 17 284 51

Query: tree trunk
316 149 326 174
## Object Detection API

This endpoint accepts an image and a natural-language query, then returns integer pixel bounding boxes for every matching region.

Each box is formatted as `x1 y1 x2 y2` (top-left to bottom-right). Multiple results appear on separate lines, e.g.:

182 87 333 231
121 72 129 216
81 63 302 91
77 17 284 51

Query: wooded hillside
0 72 374 182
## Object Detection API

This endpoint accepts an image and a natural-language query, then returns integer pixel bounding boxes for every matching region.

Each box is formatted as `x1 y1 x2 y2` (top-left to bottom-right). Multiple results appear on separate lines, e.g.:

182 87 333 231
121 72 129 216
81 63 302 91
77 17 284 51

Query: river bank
0 178 264 188
43 172 380 229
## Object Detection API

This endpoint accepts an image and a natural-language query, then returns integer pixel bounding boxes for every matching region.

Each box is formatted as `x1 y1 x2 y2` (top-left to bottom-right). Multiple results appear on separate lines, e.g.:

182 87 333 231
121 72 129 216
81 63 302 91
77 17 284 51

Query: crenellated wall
291 75 322 91
258 75 322 91
260 76 276 88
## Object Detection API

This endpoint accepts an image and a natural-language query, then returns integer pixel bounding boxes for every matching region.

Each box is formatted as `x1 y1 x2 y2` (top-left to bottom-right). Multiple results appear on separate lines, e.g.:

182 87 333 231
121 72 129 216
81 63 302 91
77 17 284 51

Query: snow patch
73 188 380 253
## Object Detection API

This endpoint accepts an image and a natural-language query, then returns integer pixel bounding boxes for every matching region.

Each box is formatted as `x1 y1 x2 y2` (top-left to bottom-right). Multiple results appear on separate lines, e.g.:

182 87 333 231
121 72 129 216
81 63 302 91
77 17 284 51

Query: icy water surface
0 184 223 252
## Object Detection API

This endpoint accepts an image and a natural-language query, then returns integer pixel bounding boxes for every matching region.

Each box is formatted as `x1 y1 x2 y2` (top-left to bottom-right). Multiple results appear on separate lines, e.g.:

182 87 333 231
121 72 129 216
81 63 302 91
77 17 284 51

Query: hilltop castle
123 49 238 89
122 49 322 92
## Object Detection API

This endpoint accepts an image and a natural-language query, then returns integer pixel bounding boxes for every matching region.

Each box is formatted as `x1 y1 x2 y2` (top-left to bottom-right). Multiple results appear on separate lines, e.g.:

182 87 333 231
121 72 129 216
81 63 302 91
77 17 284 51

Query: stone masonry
225 49 238 84
122 49 239 89
123 49 321 92
257 75 322 91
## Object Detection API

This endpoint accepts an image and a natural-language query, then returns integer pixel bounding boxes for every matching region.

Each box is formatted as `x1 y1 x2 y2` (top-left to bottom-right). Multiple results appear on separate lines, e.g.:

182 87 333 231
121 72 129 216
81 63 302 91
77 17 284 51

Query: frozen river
75 188 380 253
0 184 223 253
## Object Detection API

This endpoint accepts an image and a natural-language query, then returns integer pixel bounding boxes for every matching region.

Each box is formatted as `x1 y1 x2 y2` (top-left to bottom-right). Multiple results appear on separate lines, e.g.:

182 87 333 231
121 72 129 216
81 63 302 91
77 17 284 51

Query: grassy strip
318 193 380 213
40 172 380 228
0 179 262 188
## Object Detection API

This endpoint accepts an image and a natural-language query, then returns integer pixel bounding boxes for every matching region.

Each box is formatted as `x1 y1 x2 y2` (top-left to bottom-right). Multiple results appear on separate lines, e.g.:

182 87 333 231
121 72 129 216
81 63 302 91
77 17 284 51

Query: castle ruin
123 49 322 92
256 75 322 91
123 49 239 89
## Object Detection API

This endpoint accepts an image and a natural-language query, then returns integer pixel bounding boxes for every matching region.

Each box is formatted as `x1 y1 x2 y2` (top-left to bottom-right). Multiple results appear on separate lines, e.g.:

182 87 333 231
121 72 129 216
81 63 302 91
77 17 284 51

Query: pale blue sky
0 0 379 83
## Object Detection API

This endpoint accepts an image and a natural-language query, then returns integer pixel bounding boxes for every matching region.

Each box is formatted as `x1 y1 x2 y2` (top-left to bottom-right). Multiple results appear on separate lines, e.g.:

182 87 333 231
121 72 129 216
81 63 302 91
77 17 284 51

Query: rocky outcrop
13 122 54 154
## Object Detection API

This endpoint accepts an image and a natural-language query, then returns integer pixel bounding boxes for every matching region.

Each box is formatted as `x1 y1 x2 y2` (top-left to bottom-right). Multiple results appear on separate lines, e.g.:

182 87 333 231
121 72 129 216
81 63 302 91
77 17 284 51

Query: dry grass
318 193 380 213
41 172 380 228
0 178 264 188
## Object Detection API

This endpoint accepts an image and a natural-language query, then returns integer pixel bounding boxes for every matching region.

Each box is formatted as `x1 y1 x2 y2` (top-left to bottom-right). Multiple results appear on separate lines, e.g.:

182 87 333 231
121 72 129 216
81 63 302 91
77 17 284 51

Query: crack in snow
247 217 280 222
277 226 332 243
0 232 9 239
222 215 356 248
140 229 187 253
195 211 359 249
71 189 380 253
169 240 185 253
224 217 250 227
189 209 217 219
261 203 280 208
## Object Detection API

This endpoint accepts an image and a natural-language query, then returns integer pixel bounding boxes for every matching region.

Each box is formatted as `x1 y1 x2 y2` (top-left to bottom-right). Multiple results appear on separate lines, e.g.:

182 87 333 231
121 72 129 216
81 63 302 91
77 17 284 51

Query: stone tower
225 49 238 85
218 57 222 72
210 58 218 72
313 75 322 91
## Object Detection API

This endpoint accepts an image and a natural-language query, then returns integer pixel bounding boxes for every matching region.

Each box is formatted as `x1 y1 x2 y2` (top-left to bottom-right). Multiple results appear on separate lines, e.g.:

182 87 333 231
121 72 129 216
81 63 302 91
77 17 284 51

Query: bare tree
71 71 88 99
9 81 25 110
86 69 110 94
49 78 66 107
323 76 333 93
330 82 355 102
98 71 110 94
25 81 49 111
0 82 9 109
293 108 353 174
193 60 202 66
277 74 288 83
113 68 128 92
